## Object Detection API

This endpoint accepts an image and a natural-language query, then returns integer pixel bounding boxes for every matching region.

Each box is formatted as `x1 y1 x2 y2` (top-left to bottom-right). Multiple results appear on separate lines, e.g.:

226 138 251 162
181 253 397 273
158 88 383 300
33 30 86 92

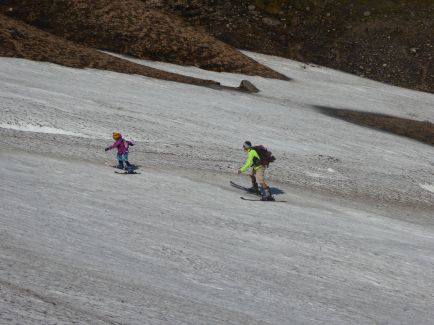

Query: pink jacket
107 138 133 155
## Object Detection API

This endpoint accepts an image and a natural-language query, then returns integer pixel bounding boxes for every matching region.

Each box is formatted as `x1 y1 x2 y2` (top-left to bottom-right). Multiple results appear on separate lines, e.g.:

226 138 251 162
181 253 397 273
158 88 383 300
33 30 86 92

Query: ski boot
247 182 261 195
260 187 275 201
124 161 134 173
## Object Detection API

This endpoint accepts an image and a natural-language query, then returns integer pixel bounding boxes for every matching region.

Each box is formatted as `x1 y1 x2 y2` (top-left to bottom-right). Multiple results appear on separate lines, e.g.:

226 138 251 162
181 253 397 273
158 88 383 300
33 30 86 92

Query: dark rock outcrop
145 0 434 93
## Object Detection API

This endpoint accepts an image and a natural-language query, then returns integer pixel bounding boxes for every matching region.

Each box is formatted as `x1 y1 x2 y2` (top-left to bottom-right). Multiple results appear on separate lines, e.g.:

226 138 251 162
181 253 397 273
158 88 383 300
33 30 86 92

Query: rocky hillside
0 0 286 80
0 14 225 88
1 0 432 93
146 0 434 94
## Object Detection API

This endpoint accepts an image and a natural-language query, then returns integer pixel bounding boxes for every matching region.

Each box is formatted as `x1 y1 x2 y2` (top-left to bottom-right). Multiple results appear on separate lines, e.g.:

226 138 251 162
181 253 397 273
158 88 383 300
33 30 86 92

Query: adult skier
238 141 274 201
105 132 135 173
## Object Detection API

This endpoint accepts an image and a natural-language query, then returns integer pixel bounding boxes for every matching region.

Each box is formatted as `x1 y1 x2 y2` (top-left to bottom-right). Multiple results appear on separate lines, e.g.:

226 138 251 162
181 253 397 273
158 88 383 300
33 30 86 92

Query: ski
231 181 284 201
230 181 261 196
114 171 140 175
240 197 286 202
112 165 138 171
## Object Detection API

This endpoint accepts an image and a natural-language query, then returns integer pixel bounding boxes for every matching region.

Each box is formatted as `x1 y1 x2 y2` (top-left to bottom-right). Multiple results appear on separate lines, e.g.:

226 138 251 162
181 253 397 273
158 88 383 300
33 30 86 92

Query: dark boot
248 182 260 195
248 176 260 195
261 187 275 201
124 161 132 170
116 161 124 169
125 162 134 173
125 161 136 173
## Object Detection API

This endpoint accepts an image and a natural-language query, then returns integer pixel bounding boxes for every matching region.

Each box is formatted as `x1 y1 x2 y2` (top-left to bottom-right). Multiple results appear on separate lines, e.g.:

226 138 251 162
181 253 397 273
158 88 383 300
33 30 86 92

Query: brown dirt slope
0 14 220 87
0 0 286 80
315 105 434 146
150 0 434 94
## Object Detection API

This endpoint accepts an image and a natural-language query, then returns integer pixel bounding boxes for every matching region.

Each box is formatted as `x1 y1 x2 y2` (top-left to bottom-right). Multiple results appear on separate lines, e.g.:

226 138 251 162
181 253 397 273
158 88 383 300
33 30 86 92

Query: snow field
1 52 434 324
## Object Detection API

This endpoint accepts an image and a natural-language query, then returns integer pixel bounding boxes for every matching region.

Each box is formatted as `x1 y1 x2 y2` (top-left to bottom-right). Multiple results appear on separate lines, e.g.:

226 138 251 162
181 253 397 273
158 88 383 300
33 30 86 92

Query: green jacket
239 148 260 173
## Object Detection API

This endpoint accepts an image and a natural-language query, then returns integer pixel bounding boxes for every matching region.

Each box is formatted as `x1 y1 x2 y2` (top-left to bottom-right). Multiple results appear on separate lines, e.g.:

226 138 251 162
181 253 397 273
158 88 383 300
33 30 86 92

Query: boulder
239 80 259 93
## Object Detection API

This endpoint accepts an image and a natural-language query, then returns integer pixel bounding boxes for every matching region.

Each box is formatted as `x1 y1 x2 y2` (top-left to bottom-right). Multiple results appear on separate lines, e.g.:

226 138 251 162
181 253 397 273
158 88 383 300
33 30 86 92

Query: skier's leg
249 169 260 194
256 166 274 200
255 166 266 189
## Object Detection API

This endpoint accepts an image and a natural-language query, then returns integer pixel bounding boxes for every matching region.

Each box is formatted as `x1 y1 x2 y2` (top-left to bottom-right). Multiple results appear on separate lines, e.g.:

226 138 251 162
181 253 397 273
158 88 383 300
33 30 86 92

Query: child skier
105 132 135 173
238 140 275 201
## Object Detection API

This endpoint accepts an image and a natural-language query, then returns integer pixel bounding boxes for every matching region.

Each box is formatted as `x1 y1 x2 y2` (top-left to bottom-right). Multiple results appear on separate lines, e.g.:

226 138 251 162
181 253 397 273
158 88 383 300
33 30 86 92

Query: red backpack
252 145 276 167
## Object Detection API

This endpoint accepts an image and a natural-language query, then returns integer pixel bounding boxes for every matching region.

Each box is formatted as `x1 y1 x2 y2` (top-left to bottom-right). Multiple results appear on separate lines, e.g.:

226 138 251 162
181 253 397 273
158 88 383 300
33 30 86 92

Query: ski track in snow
1 53 434 324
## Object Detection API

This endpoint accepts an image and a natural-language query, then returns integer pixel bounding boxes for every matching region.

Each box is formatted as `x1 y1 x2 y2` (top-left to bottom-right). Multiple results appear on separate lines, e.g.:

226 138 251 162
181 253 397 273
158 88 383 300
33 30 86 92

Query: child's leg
122 153 132 169
125 161 133 172
116 154 124 169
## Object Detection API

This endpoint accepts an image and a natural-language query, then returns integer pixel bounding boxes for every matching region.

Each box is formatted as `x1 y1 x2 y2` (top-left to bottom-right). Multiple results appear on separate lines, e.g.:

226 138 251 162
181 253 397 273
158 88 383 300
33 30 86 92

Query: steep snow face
0 53 434 324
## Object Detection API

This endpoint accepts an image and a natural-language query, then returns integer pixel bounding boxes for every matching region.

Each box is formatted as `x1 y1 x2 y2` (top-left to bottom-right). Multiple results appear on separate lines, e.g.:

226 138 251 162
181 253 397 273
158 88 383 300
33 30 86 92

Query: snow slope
1 53 434 324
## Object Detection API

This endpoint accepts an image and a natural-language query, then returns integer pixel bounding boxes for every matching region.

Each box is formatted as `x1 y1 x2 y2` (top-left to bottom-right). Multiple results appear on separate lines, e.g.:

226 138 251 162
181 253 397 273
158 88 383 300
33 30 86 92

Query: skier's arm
239 150 255 173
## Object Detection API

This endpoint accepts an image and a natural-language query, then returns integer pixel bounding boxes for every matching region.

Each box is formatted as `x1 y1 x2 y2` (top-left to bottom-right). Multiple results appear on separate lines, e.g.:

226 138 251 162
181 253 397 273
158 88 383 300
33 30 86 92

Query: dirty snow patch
419 183 434 194
0 123 87 137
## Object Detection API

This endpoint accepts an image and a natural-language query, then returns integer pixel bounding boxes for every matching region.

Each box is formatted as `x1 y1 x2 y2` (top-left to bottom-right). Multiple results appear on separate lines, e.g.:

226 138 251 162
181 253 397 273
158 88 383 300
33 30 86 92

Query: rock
262 17 281 26
239 80 259 93
248 5 255 11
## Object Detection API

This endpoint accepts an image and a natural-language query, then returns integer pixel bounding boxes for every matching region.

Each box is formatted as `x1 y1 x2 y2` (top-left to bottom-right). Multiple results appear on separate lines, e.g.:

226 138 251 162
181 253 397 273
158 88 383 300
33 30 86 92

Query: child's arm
105 139 122 151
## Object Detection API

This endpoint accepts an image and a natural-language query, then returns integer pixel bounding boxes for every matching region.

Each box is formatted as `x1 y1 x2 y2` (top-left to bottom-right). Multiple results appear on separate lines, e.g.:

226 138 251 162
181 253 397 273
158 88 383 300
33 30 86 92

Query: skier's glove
104 147 109 151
